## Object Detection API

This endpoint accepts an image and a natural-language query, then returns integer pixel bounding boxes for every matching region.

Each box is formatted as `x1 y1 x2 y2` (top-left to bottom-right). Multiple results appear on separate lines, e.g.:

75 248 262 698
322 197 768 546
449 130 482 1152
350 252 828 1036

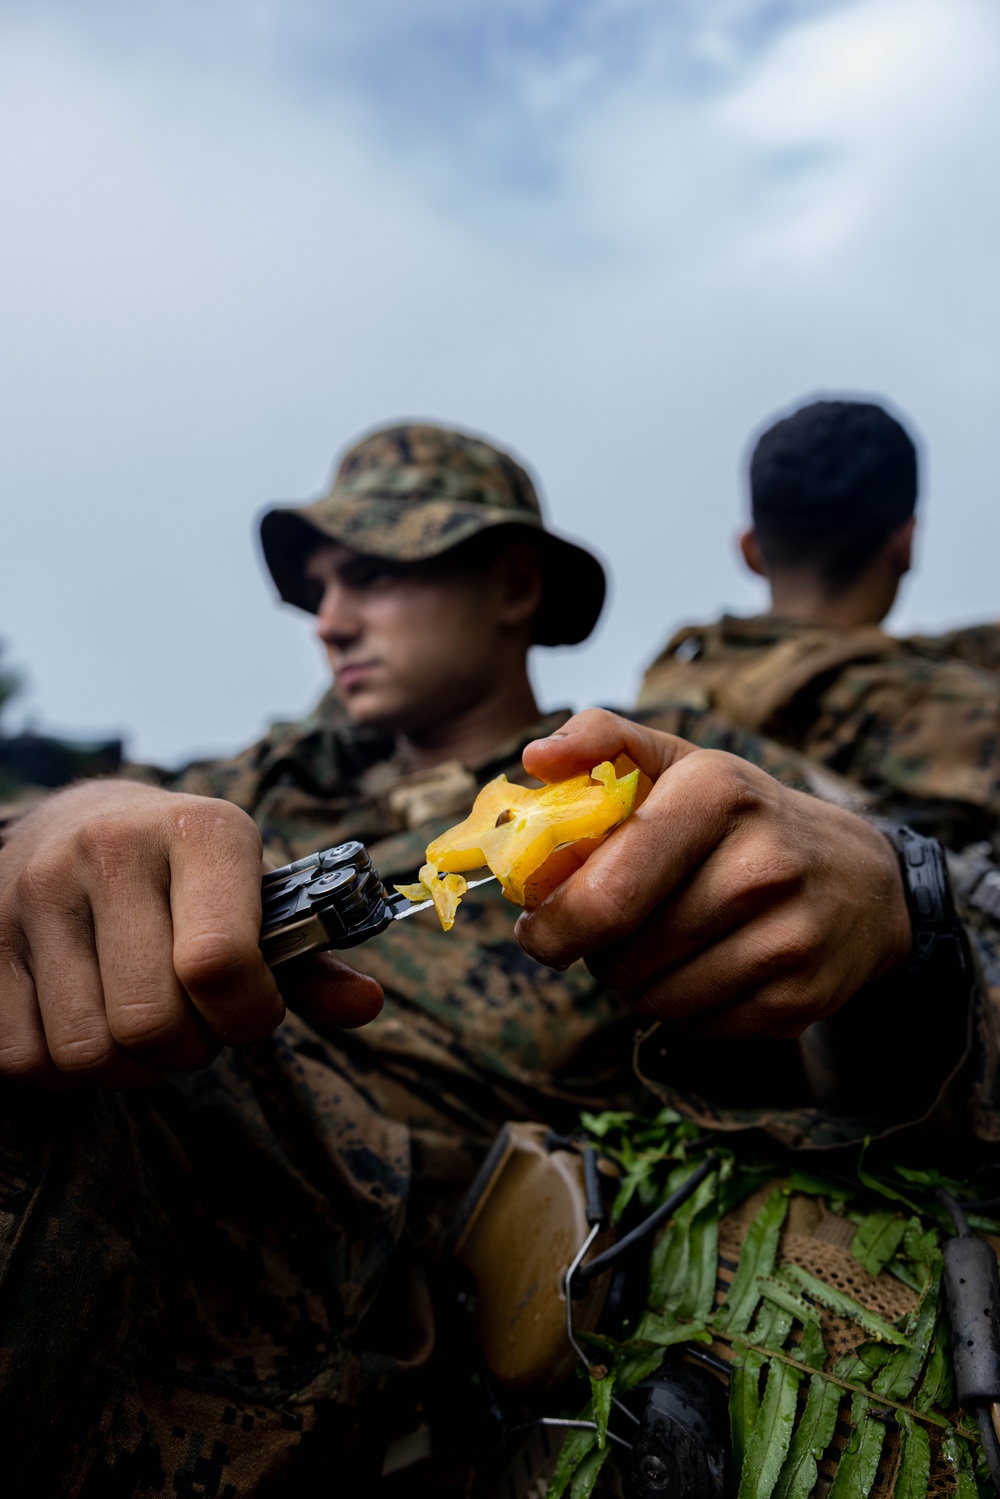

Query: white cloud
1 0 999 762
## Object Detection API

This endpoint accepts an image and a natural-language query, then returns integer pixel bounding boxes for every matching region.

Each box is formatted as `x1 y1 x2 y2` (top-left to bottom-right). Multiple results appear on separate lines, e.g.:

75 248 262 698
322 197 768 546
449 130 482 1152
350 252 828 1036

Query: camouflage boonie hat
259 423 607 646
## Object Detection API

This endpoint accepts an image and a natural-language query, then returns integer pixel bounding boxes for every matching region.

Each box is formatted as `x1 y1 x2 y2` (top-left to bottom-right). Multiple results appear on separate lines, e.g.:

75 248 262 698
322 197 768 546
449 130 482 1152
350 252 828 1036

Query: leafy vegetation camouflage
548 1107 1000 1499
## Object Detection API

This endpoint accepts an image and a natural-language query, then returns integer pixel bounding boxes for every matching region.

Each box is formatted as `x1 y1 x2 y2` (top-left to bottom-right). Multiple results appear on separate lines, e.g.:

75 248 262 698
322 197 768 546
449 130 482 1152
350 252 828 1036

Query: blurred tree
0 642 22 729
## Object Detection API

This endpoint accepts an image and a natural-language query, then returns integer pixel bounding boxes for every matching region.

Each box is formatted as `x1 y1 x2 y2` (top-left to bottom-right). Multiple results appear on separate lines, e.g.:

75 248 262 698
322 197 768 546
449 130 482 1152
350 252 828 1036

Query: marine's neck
396 669 541 773
766 570 896 631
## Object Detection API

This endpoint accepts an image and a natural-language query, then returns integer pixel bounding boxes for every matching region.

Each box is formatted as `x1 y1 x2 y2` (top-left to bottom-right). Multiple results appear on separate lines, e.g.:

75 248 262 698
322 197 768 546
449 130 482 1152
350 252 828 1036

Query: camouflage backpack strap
637 621 736 712
712 626 900 735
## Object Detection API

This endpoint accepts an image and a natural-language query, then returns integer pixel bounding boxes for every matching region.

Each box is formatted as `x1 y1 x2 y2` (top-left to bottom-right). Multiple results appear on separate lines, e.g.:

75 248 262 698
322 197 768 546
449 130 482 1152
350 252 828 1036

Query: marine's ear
886 516 916 579
739 527 769 578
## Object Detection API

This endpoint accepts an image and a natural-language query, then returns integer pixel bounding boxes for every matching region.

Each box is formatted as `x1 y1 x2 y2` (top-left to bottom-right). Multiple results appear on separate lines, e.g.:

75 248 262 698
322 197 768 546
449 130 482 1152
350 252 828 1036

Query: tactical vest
638 621 902 738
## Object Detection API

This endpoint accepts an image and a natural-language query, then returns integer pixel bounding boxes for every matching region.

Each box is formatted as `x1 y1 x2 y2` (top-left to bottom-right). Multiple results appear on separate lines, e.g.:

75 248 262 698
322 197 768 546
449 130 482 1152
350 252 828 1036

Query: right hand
0 780 383 1086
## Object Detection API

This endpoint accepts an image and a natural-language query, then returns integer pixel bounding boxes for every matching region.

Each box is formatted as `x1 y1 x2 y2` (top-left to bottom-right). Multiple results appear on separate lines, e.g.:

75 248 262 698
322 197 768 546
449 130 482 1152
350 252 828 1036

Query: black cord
573 1152 720 1290
938 1187 972 1238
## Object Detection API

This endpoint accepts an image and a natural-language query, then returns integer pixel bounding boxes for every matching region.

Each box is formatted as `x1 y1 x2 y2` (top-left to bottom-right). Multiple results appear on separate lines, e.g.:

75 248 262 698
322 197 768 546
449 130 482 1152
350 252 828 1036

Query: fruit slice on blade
422 758 641 914
394 863 469 931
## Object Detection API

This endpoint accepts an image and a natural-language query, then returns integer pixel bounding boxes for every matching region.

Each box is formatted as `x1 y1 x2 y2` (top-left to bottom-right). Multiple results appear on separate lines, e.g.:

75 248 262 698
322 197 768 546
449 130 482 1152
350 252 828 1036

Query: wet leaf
772 1374 841 1499
827 1392 886 1499
546 1426 596 1499
913 1318 953 1412
633 1309 708 1348
589 1369 614 1449
942 1431 980 1499
614 1345 669 1391
894 1412 931 1499
718 1187 789 1334
874 1251 941 1400
783 1264 911 1347
851 1212 908 1278
569 1445 610 1499
737 1358 802 1499
730 1353 765 1489
757 1276 827 1367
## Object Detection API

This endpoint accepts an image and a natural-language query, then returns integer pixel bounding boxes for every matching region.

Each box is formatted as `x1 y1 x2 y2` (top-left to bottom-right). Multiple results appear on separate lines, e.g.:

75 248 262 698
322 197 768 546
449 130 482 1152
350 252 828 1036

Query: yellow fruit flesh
394 863 469 931
424 760 639 909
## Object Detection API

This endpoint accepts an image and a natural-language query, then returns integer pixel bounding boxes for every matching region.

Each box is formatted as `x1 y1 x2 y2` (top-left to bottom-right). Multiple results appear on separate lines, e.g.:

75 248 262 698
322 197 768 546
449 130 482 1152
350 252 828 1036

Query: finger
522 708 698 785
167 802 286 1046
95 865 220 1072
27 908 160 1084
628 910 839 1037
278 953 384 1029
0 925 59 1081
584 821 801 989
516 750 773 971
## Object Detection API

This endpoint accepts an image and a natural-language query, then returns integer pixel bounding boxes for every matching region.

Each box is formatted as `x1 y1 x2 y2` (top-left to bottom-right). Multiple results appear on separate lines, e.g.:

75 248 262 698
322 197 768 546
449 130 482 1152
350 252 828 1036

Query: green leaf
894 1412 931 1499
873 1250 941 1400
730 1353 765 1488
942 1431 980 1499
614 1345 669 1392
826 1392 886 1499
857 1158 922 1215
851 1212 907 1277
718 1187 790 1334
737 1358 802 1499
750 1295 794 1352
914 1318 953 1412
580 1109 641 1138
633 1309 708 1348
589 1369 614 1450
757 1275 827 1367
569 1444 610 1499
546 1426 597 1499
648 1164 719 1312
782 1264 912 1346
772 1374 841 1499
677 1197 721 1322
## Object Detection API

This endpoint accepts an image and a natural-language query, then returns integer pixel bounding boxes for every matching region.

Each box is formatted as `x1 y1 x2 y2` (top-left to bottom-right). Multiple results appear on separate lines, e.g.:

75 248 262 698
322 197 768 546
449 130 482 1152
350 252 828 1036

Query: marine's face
304 541 522 733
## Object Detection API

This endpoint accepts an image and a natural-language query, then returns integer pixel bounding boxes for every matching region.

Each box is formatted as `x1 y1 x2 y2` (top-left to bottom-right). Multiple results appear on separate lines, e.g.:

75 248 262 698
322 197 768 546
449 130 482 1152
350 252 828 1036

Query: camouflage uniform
906 621 1000 676
638 613 1000 851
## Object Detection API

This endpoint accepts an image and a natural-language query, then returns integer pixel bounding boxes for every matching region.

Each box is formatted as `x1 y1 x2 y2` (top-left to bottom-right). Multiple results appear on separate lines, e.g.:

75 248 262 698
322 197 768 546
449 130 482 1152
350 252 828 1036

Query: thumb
277 953 384 1029
522 708 699 785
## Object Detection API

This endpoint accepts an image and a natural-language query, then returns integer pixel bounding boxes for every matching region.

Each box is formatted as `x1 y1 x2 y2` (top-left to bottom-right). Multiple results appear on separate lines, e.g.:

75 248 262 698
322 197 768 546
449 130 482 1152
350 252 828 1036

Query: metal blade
393 873 497 920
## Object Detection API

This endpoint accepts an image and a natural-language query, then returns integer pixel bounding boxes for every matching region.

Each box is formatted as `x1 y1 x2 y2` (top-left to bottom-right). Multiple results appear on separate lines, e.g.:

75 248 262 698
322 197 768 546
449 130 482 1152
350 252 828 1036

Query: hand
515 711 912 1039
0 780 382 1086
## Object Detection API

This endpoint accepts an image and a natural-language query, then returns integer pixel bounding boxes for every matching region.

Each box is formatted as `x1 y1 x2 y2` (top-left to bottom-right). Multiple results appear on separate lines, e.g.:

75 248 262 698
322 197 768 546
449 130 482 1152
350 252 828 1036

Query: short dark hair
750 399 918 591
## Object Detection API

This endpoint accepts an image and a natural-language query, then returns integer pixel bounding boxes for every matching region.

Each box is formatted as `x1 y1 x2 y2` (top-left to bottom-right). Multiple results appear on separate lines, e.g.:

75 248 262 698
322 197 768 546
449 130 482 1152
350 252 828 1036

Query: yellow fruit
424 760 639 910
394 863 468 931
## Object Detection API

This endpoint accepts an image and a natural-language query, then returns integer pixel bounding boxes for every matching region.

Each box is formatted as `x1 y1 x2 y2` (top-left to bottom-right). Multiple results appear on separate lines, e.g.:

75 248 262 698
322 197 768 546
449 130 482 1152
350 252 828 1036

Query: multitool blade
392 874 497 920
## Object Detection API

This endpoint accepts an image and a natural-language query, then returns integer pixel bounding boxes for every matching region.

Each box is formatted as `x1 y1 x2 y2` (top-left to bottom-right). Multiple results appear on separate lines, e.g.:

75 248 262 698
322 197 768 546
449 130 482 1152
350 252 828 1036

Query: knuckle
174 930 254 992
0 1036 48 1079
48 1030 117 1076
108 993 184 1052
14 853 70 911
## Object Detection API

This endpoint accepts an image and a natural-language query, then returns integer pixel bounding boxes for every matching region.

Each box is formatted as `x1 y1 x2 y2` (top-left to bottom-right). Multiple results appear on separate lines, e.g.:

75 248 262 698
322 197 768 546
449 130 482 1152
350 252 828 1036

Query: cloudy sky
2 0 999 765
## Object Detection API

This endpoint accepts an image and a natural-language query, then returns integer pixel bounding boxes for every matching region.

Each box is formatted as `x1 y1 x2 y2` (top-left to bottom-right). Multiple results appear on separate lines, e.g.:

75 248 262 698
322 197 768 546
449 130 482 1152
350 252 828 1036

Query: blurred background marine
638 398 1000 851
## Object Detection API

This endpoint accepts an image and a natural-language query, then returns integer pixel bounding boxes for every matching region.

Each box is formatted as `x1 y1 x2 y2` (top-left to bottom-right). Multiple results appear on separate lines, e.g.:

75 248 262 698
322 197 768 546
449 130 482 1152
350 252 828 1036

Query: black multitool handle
259 841 410 967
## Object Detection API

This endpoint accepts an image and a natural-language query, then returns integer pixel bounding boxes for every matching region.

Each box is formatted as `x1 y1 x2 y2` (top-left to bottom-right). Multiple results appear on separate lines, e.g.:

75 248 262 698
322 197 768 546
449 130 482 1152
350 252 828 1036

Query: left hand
514 710 912 1039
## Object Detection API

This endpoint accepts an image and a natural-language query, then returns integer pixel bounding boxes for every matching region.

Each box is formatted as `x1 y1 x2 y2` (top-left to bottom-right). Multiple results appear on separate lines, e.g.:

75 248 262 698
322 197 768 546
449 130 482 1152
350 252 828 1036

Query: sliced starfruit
394 863 469 931
423 759 640 911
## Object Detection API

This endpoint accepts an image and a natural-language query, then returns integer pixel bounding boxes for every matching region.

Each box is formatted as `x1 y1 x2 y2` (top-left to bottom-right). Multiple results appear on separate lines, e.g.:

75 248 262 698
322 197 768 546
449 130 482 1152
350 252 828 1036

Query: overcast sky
2 0 999 765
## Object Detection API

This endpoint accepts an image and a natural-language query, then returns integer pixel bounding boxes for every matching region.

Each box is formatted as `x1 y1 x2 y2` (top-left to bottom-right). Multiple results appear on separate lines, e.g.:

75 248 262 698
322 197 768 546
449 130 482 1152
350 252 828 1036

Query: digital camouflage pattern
259 422 606 646
2 690 998 1493
171 693 992 1163
638 613 1000 851
907 621 1000 677
0 1016 424 1495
